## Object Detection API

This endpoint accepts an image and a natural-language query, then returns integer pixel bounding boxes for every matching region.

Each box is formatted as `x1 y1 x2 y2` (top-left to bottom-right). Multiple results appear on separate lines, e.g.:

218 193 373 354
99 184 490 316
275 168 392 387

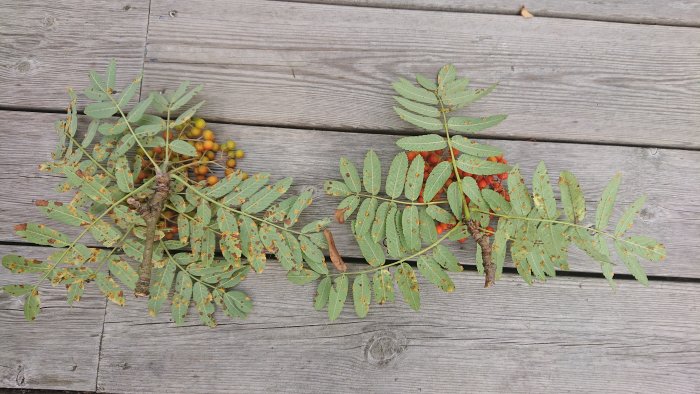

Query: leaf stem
331 224 461 277
170 174 305 237
62 131 115 179
437 97 470 220
351 192 447 206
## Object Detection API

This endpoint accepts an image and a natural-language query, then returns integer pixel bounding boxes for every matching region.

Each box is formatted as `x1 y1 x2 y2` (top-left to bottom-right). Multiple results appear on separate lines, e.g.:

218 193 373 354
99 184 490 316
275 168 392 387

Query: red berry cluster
407 148 510 243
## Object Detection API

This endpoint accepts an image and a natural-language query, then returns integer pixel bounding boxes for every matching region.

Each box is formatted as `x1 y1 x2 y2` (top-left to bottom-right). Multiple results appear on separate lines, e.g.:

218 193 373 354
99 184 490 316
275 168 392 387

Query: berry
240 172 249 180
196 165 208 175
226 159 237 168
234 149 244 159
485 226 495 235
498 173 508 180
193 118 206 129
478 179 488 189
195 141 204 152
225 140 236 151
224 168 235 176
407 151 418 161
190 127 202 138
202 129 215 141
202 140 214 151
206 151 216 160
207 175 219 186
212 142 220 152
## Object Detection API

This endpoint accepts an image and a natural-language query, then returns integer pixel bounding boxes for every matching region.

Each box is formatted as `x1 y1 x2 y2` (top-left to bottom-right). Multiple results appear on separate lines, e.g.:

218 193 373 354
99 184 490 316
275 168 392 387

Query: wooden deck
1 1 699 392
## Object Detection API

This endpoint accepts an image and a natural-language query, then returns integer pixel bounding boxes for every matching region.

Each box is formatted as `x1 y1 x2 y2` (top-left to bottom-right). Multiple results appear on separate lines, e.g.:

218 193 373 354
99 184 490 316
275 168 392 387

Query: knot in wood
364 329 407 367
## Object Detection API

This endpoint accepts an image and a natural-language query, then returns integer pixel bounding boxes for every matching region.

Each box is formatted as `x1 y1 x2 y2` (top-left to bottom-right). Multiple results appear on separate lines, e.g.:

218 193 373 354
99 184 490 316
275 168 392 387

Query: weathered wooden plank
1 110 697 278
142 0 700 148
0 244 105 391
281 0 700 27
0 0 149 110
97 263 700 393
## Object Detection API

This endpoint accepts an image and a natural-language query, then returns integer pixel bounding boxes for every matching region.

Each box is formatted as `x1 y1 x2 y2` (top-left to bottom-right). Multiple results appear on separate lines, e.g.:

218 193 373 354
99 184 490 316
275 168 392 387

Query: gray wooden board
0 110 698 278
97 263 700 393
0 0 149 110
142 0 700 148
281 0 700 27
0 244 105 391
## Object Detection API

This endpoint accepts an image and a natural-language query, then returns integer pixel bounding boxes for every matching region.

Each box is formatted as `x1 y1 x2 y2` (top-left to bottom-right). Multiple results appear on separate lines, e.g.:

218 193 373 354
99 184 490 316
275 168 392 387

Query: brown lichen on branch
467 220 495 288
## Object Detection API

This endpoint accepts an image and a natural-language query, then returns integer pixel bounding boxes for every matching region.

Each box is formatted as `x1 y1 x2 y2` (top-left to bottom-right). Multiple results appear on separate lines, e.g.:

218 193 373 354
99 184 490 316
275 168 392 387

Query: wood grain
0 0 149 110
0 244 105 391
281 0 700 27
97 263 700 393
141 0 700 148
1 110 698 279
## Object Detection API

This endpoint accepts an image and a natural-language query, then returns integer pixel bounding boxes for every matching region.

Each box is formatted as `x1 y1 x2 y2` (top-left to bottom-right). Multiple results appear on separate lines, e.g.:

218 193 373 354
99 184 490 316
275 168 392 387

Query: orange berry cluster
407 148 510 243
133 117 249 240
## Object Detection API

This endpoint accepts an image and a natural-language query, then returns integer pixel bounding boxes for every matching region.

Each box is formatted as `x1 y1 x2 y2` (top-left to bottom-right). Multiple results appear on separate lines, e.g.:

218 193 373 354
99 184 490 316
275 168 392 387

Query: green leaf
328 274 348 321
392 77 438 104
385 153 409 199
173 101 205 126
108 259 138 290
423 161 451 203
623 236 666 261
170 84 203 111
432 245 462 272
402 205 421 251
385 205 402 259
395 263 420 311
222 173 270 207
362 150 381 195
300 235 328 274
336 195 361 222
354 197 378 236
461 177 487 211
339 157 361 193
219 266 249 288
394 96 440 117
85 102 118 119
456 155 511 175
171 271 193 325
352 273 371 318
417 256 455 292
559 171 586 224
508 167 532 216
15 223 70 248
447 114 506 133
426 205 456 224
418 207 438 244
287 268 320 285
532 161 557 219
443 83 498 108
95 272 125 306
394 107 443 131
205 172 244 199
437 64 456 90
324 180 351 197
355 232 385 267
396 134 447 151
301 218 331 234
114 156 134 193
404 155 425 201
314 276 332 311
492 218 508 278
242 177 293 214
416 73 437 90
373 269 395 304
126 94 154 122
615 195 646 237
148 262 176 316
192 281 216 327
221 290 252 319
2 284 34 296
595 173 621 230
371 202 390 243
117 76 141 108
169 140 197 157
481 189 511 215
450 135 502 158
446 182 462 219
239 217 266 273
284 187 313 228
614 242 648 285
36 201 91 227
23 289 40 321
